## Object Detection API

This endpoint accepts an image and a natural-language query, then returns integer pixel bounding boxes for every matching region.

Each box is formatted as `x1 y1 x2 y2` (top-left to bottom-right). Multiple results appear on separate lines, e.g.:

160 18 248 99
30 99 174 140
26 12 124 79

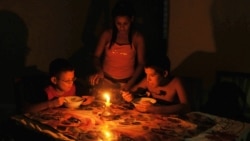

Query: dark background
0 0 250 122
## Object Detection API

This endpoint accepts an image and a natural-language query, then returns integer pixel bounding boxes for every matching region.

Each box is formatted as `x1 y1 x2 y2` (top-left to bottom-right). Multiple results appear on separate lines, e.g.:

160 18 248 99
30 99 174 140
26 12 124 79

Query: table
11 100 250 141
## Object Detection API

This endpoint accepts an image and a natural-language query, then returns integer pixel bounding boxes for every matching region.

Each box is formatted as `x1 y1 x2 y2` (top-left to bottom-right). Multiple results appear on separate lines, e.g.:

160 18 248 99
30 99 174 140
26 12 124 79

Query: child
122 56 190 114
22 58 83 113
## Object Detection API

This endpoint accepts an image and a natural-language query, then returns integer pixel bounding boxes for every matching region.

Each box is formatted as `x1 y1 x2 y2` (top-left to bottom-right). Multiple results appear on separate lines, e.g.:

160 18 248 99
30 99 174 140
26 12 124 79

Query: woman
89 0 145 101
122 56 190 114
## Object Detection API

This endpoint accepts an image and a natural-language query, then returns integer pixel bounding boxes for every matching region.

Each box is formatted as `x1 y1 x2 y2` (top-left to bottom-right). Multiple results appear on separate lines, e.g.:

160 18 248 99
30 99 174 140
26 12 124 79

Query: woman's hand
121 91 133 102
89 72 104 86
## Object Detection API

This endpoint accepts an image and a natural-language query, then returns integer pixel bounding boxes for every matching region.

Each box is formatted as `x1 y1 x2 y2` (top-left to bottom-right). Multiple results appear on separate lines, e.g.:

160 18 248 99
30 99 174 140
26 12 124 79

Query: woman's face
115 16 132 33
144 68 162 88
55 71 75 92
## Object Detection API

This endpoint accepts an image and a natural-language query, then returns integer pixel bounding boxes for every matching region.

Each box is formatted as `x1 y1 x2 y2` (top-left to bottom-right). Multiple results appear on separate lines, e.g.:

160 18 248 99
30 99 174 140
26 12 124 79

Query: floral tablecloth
11 101 250 141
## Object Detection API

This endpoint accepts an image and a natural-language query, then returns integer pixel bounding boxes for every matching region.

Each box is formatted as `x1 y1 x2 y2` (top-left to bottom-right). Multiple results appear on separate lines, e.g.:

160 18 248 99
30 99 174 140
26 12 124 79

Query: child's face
144 67 162 88
115 16 132 33
55 71 75 92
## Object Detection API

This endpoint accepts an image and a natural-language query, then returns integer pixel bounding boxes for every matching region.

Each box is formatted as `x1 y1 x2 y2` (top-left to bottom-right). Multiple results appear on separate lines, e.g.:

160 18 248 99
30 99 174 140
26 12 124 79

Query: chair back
14 74 50 114
204 71 250 122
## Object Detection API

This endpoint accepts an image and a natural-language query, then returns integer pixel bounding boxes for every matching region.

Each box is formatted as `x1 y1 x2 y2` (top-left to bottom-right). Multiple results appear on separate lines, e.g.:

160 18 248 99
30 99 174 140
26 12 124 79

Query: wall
168 0 250 90
1 1 90 71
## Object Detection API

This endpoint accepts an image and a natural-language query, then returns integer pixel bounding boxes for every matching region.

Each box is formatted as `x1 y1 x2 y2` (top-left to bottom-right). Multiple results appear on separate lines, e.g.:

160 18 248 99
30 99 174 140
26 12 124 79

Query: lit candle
104 92 111 107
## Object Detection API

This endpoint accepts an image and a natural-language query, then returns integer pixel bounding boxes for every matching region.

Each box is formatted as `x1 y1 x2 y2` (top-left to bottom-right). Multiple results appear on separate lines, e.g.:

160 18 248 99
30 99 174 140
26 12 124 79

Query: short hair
145 56 171 75
49 58 74 77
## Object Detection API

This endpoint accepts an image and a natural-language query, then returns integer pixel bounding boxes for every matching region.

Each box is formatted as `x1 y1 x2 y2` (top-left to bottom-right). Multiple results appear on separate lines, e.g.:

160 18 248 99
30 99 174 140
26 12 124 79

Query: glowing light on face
56 71 75 92
145 68 161 88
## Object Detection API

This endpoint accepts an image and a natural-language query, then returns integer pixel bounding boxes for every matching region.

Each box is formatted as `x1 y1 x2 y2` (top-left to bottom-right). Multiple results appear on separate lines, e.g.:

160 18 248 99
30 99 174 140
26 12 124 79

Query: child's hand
121 91 133 102
134 101 152 113
81 96 95 105
51 97 65 108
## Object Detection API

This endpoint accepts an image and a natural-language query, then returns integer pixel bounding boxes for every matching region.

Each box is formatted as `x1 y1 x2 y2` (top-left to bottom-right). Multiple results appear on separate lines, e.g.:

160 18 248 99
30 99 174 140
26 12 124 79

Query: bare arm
93 30 110 73
122 78 147 102
89 30 111 85
123 32 145 90
22 97 65 113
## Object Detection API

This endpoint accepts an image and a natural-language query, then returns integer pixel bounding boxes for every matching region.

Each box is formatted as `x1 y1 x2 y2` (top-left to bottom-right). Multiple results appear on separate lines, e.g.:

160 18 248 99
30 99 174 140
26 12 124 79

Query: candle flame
104 92 111 107
104 93 110 103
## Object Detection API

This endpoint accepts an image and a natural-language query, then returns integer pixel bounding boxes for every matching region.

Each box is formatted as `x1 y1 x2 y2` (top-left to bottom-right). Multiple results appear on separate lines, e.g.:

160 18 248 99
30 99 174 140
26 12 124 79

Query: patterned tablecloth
11 101 250 141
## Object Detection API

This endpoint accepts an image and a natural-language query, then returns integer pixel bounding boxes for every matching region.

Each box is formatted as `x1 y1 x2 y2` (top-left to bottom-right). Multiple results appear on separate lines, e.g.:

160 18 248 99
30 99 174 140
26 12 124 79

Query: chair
181 76 203 111
14 73 50 114
202 71 250 122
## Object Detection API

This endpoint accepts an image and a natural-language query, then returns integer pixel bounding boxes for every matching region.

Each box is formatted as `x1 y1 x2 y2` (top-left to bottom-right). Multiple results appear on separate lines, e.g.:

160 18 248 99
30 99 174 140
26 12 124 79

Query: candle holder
100 92 120 121
101 105 115 117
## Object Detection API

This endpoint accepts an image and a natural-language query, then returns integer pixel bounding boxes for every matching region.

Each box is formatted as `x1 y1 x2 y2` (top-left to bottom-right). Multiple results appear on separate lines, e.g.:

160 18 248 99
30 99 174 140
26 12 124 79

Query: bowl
132 97 156 107
64 96 83 108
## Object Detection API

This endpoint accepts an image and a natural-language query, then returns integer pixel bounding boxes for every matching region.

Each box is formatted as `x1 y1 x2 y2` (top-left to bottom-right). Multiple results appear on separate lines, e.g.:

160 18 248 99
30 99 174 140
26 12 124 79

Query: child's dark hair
49 58 74 77
110 0 135 48
145 56 171 75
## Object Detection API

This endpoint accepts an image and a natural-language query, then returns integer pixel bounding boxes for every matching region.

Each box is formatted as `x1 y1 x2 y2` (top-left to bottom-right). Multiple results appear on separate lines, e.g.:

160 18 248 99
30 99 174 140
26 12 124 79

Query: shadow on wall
172 0 250 107
68 0 111 80
170 1 250 113
0 10 44 120
0 10 29 103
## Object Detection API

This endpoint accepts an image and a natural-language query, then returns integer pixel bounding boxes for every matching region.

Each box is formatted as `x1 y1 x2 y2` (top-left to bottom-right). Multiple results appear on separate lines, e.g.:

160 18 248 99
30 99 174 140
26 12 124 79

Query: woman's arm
124 32 145 90
89 30 111 86
93 30 110 73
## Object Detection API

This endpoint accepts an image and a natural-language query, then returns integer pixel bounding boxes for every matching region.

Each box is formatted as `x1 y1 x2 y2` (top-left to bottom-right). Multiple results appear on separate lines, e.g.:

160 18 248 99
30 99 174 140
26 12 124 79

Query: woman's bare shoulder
132 31 144 48
101 29 112 37
133 31 144 39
